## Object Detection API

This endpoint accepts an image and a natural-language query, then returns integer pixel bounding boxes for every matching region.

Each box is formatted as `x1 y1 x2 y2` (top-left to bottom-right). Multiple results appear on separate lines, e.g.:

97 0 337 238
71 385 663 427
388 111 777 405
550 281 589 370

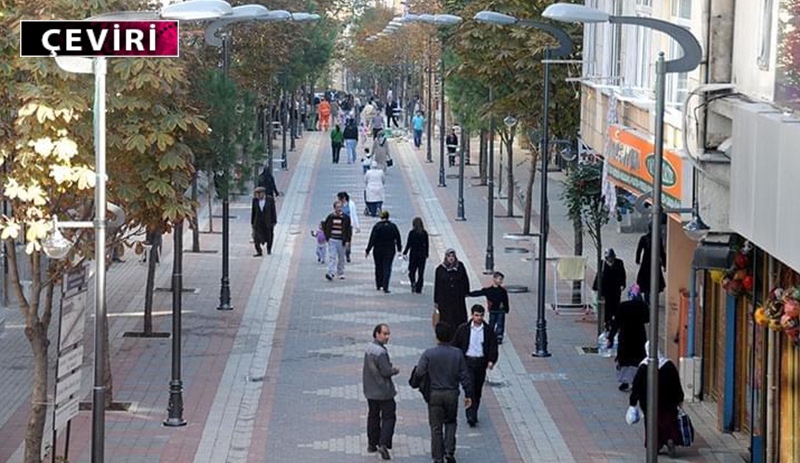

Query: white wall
731 0 778 101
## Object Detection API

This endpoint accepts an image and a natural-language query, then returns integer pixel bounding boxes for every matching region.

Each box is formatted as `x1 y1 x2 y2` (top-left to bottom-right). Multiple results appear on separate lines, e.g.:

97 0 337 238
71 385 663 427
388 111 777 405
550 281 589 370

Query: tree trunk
143 231 161 335
190 172 200 252
462 128 470 165
207 179 214 233
572 217 584 304
25 320 48 463
523 149 540 235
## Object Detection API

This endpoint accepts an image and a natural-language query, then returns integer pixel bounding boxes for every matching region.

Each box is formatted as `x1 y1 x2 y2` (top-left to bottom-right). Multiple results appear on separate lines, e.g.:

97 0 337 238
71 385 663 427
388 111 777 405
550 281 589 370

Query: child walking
311 221 327 263
468 271 510 343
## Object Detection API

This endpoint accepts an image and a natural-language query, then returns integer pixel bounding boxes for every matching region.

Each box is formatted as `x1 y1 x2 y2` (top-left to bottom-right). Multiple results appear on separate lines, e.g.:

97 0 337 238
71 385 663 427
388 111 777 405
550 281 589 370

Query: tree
561 159 611 296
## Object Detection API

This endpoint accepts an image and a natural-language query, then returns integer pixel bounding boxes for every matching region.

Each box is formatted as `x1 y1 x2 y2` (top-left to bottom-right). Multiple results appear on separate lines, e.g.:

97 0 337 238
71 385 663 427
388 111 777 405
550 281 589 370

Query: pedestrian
322 200 352 280
337 191 360 263
386 98 399 128
445 127 458 166
361 99 376 133
330 123 344 163
412 322 472 463
412 111 425 148
371 111 385 139
403 217 429 294
361 147 372 174
635 225 666 305
610 288 649 391
372 129 389 171
364 161 385 217
366 210 402 293
251 186 277 256
310 220 327 264
468 271 510 343
257 166 281 197
318 98 331 131
363 323 399 460
592 248 627 335
343 118 359 164
629 342 685 458
451 304 498 427
434 249 471 330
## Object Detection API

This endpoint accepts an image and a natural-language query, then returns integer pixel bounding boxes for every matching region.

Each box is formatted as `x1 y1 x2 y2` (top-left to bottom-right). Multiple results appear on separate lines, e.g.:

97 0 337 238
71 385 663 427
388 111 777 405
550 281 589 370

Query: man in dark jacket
451 305 498 427
413 322 472 463
363 323 399 460
468 271 510 343
343 118 359 164
366 210 402 293
251 187 277 256
593 248 626 334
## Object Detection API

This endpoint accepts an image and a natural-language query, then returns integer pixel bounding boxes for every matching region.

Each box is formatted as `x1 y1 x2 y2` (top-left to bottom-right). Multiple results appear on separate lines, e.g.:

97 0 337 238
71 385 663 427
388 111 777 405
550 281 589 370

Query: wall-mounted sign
606 124 684 209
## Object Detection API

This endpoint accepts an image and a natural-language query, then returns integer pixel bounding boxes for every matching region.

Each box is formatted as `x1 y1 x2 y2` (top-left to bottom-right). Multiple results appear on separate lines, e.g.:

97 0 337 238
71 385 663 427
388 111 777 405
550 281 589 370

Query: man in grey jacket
363 323 399 460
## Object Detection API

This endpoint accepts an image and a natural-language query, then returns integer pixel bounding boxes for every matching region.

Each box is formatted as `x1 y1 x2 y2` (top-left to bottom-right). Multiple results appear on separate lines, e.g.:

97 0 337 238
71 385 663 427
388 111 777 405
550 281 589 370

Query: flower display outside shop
755 286 800 343
721 239 755 297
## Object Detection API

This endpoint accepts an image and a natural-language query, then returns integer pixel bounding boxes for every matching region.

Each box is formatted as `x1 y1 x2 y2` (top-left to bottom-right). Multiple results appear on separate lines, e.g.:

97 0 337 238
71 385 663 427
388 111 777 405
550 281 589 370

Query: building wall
665 218 695 362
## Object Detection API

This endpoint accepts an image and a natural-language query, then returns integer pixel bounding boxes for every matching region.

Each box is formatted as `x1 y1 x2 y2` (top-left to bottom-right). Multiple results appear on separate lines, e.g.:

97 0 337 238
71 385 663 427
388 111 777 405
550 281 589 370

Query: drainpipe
766 256 775 463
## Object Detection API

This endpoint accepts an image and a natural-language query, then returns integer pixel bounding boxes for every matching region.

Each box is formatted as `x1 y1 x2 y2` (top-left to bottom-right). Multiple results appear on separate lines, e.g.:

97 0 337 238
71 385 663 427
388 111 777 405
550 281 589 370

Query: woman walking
365 210 402 293
610 288 649 391
364 161 385 217
372 129 389 172
629 342 685 457
330 124 344 164
433 249 470 329
403 217 429 294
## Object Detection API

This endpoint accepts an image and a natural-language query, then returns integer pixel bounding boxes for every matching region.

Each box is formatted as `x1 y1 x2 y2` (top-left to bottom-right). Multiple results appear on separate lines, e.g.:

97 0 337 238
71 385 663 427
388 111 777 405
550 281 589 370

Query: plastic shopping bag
625 405 640 425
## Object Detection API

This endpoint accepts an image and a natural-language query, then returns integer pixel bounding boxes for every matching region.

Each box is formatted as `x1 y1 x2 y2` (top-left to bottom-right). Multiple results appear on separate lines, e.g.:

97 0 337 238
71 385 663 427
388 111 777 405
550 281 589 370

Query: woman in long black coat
629 343 685 456
610 297 649 391
635 226 666 304
403 217 429 294
433 248 470 329
251 187 277 256
593 248 626 331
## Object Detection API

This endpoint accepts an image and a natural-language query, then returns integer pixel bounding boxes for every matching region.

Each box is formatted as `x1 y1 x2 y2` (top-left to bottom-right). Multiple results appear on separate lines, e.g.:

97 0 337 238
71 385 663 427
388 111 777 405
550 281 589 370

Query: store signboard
606 124 685 209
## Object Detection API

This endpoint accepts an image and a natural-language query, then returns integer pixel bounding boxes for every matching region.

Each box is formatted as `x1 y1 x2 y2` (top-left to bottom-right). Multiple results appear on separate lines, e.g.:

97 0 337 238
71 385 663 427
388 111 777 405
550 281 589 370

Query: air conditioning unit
679 357 703 402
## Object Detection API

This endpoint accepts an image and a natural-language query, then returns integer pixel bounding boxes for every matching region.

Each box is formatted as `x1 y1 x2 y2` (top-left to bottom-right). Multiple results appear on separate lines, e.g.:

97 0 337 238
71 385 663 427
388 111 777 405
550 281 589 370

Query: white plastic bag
625 405 640 425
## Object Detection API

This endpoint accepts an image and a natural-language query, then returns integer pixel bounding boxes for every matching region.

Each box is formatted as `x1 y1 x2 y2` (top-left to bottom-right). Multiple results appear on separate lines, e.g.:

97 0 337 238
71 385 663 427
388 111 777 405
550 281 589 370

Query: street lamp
402 13 463 186
483 86 496 274
202 6 299 313
474 10 573 359
544 4 702 462
51 3 234 460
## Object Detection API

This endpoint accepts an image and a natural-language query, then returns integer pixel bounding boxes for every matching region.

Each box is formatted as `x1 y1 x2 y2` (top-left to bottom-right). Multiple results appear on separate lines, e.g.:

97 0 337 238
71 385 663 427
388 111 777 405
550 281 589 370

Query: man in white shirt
451 304 499 427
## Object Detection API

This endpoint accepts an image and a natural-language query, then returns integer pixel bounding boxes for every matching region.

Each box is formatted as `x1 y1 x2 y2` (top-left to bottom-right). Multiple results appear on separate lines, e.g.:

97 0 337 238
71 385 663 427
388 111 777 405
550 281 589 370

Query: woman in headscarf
403 217 429 294
433 249 470 329
372 129 389 172
610 285 648 391
364 161 385 217
635 224 666 305
629 342 685 457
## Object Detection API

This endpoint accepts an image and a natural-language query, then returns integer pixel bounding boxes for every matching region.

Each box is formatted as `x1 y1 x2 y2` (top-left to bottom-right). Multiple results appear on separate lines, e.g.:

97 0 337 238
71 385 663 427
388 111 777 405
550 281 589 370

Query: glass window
671 0 692 20
634 26 652 88
667 40 689 105
758 0 775 70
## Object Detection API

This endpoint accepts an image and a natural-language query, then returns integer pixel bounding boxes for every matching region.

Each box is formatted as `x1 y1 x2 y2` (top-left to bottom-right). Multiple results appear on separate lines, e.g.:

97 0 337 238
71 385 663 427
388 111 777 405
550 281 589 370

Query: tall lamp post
483 86 496 274
49 3 235 461
544 4 702 461
401 13 463 186
203 6 316 312
474 10 573 359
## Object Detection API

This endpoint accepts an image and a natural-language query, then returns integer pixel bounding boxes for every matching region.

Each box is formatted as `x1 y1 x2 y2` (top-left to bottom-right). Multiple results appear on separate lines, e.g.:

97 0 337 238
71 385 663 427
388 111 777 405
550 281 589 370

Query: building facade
577 0 800 461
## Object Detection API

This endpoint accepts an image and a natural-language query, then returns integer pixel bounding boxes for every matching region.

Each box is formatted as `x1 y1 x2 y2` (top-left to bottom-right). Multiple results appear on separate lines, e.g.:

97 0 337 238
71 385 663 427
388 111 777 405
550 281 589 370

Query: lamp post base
531 350 552 358
217 279 233 311
163 380 186 427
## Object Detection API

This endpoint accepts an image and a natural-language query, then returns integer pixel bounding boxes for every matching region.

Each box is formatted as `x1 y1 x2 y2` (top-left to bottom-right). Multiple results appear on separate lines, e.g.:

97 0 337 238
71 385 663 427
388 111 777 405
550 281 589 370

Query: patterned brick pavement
0 131 748 463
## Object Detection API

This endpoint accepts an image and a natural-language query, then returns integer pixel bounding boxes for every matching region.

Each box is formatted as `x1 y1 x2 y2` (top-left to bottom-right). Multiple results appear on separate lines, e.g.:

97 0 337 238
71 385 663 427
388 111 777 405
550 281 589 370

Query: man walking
251 187 277 256
343 118 359 164
366 210 402 293
322 200 352 280
451 305 498 427
363 323 399 460
413 322 472 463
412 111 425 148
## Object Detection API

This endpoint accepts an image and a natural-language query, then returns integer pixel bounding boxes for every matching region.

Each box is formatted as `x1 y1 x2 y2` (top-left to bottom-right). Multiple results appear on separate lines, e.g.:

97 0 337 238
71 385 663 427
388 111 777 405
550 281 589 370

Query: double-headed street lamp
51 3 234 460
543 4 702 462
474 10 573 359
402 13 463 187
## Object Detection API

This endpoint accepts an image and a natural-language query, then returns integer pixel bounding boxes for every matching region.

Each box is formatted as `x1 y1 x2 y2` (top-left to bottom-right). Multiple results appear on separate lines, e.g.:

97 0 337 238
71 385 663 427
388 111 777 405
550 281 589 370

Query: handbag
431 309 440 327
677 408 695 446
408 365 431 403
386 157 394 167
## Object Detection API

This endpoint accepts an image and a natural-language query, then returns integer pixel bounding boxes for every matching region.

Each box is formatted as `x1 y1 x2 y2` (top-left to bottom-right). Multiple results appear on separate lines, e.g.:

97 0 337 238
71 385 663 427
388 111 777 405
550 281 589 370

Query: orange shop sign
606 124 684 209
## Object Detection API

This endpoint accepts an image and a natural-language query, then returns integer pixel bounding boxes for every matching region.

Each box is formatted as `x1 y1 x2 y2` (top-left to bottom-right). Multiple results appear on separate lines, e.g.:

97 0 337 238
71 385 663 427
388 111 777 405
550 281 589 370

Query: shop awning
693 242 732 270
